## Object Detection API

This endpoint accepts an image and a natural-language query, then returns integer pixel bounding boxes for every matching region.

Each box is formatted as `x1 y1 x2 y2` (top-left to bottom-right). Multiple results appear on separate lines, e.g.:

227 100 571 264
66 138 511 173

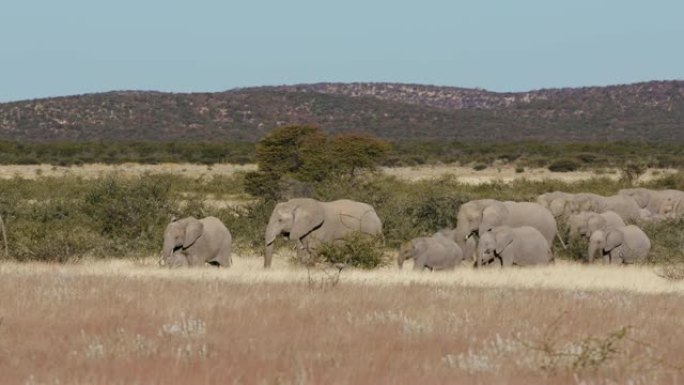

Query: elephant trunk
162 236 175 266
453 226 468 250
264 242 275 268
264 223 281 269
464 236 477 264
587 244 599 263
397 250 406 269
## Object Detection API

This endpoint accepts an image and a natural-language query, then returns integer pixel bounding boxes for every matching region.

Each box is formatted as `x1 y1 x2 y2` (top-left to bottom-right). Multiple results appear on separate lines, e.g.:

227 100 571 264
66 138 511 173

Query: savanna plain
1 164 684 385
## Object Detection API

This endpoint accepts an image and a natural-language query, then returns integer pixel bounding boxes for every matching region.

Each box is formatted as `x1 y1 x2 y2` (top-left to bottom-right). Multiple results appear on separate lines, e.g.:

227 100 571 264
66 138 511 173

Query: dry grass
0 163 257 180
381 165 677 184
1 163 676 184
2 257 684 384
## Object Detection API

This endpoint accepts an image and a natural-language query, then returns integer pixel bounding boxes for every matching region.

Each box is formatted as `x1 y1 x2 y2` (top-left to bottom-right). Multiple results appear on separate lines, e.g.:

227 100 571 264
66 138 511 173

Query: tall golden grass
1 258 683 384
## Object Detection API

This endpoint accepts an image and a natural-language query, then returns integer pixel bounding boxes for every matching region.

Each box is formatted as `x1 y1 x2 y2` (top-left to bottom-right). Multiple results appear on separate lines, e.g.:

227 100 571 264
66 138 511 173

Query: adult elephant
161 216 232 267
536 191 576 218
453 199 557 260
264 198 383 268
567 211 625 239
587 225 651 264
619 188 684 219
569 193 641 222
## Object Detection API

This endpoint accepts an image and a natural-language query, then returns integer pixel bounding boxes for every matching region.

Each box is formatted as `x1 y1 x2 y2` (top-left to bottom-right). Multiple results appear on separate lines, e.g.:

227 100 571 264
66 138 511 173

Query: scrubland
1 164 684 384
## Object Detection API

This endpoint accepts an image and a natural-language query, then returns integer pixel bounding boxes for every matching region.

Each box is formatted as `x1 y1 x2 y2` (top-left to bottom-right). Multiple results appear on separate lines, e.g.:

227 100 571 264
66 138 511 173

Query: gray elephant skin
587 225 651 264
161 216 232 267
264 198 383 268
398 232 463 271
619 188 684 219
567 211 625 238
537 191 576 218
476 226 553 267
453 199 557 260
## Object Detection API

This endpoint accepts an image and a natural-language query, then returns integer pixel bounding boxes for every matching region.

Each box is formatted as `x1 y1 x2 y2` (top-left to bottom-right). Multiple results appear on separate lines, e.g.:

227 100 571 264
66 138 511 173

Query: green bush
316 233 386 269
81 176 173 256
548 159 581 172
515 166 525 173
10 222 102 262
642 219 684 264
473 164 487 171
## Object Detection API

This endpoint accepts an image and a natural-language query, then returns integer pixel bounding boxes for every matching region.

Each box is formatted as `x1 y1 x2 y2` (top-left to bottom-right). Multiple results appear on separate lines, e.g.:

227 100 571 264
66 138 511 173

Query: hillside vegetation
1 81 683 142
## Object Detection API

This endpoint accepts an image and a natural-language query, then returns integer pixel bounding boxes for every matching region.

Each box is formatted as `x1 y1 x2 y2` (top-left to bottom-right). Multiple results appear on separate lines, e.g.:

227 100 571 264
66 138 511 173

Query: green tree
255 125 332 181
329 133 390 178
245 125 331 200
245 126 389 200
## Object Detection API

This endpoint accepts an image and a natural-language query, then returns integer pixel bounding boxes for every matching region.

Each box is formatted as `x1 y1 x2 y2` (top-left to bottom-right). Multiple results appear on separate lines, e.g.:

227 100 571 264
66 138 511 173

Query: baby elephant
161 216 233 267
477 226 553 267
398 232 464 271
587 225 651 264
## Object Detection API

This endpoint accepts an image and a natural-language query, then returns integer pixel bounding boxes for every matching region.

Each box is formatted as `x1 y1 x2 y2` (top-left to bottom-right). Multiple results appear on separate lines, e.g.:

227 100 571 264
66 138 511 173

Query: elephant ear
481 203 508 233
183 218 204 248
290 199 325 241
605 228 623 251
494 229 514 255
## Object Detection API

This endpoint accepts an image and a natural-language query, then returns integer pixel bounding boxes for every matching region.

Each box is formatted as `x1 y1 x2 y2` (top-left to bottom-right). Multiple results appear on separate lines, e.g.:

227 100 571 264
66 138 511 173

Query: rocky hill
1 81 683 142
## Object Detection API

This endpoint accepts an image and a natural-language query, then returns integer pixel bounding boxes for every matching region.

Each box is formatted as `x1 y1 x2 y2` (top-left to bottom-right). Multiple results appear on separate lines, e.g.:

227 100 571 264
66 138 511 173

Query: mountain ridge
1 80 683 142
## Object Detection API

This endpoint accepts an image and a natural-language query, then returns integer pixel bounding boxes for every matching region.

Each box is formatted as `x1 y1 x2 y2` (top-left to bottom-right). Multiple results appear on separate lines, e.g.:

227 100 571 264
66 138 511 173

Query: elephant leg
169 251 189 268
610 249 624 265
211 240 233 267
413 255 428 271
602 251 611 265
500 252 514 267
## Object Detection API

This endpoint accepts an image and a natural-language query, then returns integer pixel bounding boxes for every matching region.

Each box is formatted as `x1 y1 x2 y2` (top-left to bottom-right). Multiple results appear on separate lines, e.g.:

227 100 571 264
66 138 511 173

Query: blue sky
1 0 683 102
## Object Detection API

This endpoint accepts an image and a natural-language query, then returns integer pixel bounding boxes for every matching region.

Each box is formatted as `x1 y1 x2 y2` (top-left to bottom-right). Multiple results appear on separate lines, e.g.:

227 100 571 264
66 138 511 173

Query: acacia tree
329 133 389 178
244 125 390 200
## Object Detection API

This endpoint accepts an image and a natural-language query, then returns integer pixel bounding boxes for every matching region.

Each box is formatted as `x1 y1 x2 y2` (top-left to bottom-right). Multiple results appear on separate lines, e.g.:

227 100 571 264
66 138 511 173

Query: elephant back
324 199 382 236
502 201 557 244
620 225 651 262
510 226 552 266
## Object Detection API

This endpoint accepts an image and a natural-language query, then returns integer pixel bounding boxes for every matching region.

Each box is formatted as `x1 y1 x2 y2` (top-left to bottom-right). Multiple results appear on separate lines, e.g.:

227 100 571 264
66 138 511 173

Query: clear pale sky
2 0 683 102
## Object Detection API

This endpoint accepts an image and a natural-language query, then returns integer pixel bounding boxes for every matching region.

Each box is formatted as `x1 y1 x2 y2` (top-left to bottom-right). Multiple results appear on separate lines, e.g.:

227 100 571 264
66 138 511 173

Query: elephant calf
587 225 651 264
398 232 464 271
161 216 232 267
476 226 553 267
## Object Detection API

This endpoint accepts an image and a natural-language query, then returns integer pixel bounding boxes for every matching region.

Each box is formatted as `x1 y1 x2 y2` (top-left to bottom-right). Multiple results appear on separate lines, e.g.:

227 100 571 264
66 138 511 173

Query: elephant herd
160 187 684 270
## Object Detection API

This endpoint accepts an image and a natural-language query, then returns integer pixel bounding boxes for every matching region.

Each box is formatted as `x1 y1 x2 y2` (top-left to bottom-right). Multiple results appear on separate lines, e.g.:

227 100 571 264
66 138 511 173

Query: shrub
9 222 101 262
619 162 647 185
548 159 580 172
216 200 274 253
473 164 487 171
81 176 173 256
315 233 386 269
515 167 525 173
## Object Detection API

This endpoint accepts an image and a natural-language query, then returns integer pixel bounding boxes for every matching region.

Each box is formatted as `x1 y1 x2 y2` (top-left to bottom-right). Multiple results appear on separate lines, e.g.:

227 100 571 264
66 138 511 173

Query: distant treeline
0 140 683 168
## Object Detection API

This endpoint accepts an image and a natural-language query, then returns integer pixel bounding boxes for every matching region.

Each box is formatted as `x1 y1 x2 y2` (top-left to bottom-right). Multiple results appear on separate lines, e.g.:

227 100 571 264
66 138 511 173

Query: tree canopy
244 125 389 200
